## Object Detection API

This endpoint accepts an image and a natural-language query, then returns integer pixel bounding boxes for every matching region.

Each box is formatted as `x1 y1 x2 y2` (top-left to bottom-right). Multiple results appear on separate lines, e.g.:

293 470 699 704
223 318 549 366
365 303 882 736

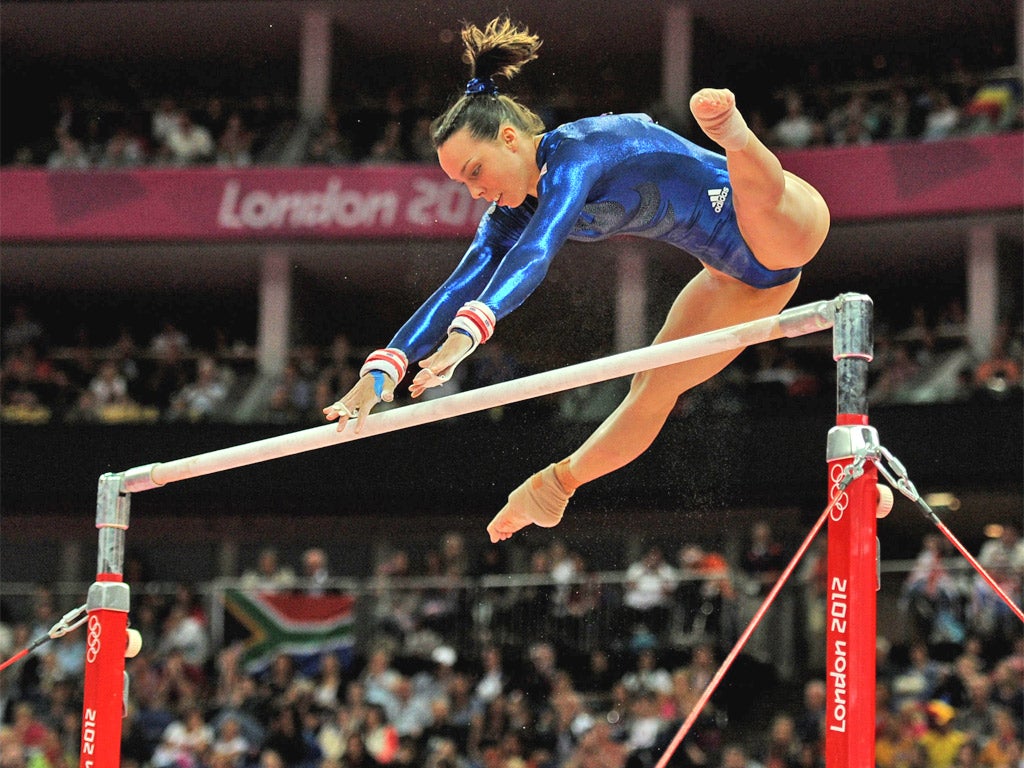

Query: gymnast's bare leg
486 88 830 543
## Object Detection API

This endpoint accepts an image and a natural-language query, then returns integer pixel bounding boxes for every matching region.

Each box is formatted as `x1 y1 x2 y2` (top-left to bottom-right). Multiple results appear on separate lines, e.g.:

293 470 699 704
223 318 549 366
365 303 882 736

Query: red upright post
825 294 877 767
80 473 131 768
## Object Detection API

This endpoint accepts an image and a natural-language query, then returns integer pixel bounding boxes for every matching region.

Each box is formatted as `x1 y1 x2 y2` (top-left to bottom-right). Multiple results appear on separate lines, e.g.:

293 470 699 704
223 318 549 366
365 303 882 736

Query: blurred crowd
2 36 1022 768
2 298 1021 427
5 59 1022 170
1 519 1022 768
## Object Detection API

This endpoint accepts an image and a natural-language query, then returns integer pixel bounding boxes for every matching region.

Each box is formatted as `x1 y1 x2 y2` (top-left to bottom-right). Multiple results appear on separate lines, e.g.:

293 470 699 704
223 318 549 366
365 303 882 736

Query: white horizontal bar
122 296 842 493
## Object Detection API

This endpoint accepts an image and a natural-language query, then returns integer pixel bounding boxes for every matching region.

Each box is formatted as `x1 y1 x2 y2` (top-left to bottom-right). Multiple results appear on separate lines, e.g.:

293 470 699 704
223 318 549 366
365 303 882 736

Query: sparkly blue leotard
388 113 801 363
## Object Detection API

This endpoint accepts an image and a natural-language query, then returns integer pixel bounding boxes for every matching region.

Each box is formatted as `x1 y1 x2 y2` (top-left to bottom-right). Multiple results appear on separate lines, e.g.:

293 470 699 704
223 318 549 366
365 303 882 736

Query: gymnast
325 17 830 543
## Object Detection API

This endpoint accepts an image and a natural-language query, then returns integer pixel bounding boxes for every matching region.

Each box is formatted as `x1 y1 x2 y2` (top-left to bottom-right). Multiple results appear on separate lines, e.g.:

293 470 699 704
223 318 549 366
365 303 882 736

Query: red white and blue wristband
447 301 496 351
360 347 408 386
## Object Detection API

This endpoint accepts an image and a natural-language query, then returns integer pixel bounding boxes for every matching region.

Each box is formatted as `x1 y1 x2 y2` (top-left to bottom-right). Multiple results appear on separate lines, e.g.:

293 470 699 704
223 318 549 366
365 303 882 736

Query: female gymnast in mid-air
324 17 830 543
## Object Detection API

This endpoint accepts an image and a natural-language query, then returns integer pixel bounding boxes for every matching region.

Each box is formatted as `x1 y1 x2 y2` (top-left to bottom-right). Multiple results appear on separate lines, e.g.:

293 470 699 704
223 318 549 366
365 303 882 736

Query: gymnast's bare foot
487 462 574 542
690 88 750 152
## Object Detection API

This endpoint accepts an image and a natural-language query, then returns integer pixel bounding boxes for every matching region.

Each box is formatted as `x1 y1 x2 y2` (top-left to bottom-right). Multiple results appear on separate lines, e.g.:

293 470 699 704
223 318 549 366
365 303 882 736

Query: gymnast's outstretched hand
323 371 396 433
409 331 475 398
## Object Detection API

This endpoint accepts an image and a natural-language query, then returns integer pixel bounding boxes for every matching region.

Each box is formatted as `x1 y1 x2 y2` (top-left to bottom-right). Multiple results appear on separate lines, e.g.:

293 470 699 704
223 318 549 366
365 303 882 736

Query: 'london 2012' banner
1 134 1020 242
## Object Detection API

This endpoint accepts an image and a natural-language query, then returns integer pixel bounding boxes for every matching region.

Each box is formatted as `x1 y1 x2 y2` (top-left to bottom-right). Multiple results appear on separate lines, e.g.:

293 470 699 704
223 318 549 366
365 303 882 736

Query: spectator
575 648 616 698
962 73 1023 134
339 732 382 767
977 706 1022 767
558 552 602 649
167 354 230 422
316 334 361 414
46 129 91 169
517 641 560 714
383 675 433 739
932 652 983 710
771 90 818 149
793 679 827 748
152 96 185 149
550 689 594 764
825 91 876 146
150 320 190 357
362 703 400 764
262 705 315 767
306 106 353 165
875 708 920 768
158 605 211 670
199 96 229 139
622 689 662 757
240 547 297 592
2 343 66 414
2 302 45 351
869 342 921 403
139 341 189 411
300 547 331 596
619 648 673 700
891 642 945 712
565 720 627 768
317 704 363 764
81 114 108 165
88 359 131 408
152 705 215 768
216 112 254 167
718 742 765 768
989 656 1024 723
363 121 406 164
953 673 999 741
921 88 962 140
264 360 315 424
973 328 1022 398
162 110 216 165
370 548 422 645
740 521 787 596
681 642 718 696
759 713 801 768
900 534 963 644
473 645 508 708
361 648 401 709
210 715 252 767
968 524 1024 647
621 546 678 642
876 87 917 141
406 114 436 162
918 699 969 768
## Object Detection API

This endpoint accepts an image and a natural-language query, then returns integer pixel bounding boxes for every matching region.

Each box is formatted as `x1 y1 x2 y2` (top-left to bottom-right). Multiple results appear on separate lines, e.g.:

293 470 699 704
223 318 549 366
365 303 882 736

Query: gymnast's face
437 124 539 208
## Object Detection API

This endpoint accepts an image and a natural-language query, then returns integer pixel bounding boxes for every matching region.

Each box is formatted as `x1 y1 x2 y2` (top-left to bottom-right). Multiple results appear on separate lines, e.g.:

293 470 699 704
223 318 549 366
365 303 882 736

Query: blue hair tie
465 77 498 96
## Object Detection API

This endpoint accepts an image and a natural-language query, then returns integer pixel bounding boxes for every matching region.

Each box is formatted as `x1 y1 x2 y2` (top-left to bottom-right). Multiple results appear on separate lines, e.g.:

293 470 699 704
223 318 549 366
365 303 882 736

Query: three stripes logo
707 187 730 213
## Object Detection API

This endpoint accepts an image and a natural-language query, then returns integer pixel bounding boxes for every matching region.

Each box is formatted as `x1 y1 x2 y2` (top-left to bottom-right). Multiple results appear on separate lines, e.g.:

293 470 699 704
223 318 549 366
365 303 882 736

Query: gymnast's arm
409 151 600 396
323 208 518 430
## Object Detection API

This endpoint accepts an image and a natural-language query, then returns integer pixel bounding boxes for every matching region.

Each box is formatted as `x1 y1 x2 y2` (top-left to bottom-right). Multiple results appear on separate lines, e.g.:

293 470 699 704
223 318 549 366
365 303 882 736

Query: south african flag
222 588 356 672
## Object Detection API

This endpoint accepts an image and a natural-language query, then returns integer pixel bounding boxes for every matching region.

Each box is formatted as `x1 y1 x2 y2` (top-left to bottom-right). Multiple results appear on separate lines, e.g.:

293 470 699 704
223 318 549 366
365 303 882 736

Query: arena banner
0 134 1020 242
1 165 491 242
778 132 1023 221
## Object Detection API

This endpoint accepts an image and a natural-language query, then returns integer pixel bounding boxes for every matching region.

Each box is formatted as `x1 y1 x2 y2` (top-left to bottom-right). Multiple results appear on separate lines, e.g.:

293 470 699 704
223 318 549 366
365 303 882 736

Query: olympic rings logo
829 463 849 522
86 615 102 663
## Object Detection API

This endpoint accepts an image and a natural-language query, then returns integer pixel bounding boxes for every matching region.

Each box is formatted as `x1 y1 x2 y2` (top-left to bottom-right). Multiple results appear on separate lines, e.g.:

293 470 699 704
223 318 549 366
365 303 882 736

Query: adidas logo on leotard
707 187 729 213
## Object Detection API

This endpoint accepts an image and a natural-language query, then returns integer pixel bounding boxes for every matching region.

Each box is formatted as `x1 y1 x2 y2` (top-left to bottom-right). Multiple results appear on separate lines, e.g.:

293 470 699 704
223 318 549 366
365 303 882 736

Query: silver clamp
49 603 89 639
871 444 921 504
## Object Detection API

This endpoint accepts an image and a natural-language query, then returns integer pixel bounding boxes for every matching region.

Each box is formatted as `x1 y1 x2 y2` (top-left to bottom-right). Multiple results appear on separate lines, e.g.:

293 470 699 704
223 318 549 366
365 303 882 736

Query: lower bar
123 297 837 492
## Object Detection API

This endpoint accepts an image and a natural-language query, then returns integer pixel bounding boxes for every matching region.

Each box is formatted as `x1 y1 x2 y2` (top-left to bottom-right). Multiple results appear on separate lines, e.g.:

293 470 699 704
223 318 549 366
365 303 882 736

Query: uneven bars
122 297 840 493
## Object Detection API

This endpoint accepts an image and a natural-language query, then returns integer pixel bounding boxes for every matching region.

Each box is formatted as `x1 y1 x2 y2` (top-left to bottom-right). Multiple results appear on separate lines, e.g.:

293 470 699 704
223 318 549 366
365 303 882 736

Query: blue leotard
387 113 801 364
